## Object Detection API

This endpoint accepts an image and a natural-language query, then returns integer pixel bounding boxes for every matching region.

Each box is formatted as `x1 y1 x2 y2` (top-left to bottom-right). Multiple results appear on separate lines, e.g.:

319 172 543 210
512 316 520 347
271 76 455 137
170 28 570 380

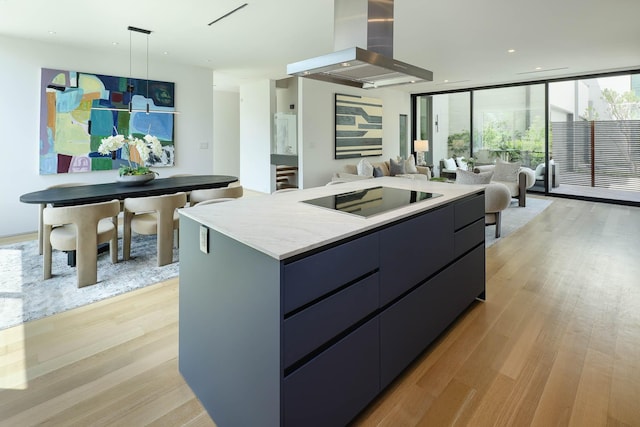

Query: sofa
474 160 535 207
332 158 431 183
439 157 476 179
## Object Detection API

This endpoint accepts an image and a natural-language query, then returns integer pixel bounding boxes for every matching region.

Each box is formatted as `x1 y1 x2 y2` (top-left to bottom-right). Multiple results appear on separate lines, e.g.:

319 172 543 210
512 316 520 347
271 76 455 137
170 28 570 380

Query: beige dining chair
38 182 86 255
123 192 187 267
168 174 193 206
192 197 236 207
189 185 243 207
42 199 120 288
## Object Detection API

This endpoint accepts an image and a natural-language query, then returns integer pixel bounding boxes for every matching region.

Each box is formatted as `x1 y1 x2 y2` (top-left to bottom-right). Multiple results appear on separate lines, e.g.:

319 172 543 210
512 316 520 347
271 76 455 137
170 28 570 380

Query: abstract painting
335 93 383 159
39 68 175 175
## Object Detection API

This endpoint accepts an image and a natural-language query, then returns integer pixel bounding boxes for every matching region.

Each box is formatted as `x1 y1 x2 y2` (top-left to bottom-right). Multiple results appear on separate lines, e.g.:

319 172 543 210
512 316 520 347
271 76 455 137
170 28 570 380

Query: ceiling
1 0 639 93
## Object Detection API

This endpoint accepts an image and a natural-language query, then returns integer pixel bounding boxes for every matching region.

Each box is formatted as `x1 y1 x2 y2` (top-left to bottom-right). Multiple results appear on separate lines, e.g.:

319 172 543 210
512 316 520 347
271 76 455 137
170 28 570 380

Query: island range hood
287 0 432 89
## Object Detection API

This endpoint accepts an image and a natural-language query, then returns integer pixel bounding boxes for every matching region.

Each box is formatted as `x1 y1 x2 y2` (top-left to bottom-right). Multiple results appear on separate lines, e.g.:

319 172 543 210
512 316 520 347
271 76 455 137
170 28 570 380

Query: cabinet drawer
283 233 379 314
284 318 380 427
284 272 379 368
380 245 485 388
454 193 484 230
454 218 484 258
379 206 453 306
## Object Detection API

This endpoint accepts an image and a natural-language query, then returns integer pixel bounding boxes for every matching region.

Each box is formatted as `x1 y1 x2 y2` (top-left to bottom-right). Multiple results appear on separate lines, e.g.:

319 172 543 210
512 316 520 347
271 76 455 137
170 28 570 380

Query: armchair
42 199 120 287
475 160 535 207
123 192 188 267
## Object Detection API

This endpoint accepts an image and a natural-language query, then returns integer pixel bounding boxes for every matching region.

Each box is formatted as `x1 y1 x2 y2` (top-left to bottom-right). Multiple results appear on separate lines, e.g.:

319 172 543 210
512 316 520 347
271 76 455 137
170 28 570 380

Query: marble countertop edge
179 177 484 260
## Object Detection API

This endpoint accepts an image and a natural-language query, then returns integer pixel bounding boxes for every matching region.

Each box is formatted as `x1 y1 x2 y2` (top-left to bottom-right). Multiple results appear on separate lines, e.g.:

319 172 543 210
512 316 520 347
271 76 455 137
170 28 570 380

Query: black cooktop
302 186 442 218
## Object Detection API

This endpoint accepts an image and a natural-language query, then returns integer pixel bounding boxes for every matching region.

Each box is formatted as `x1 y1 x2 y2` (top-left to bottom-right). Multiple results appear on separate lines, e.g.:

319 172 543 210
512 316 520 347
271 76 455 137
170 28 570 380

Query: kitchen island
178 177 486 427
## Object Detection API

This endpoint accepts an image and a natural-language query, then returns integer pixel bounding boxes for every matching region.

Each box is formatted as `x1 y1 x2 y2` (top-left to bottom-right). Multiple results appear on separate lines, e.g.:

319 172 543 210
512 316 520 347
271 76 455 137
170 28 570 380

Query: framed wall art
335 93 383 159
39 68 175 175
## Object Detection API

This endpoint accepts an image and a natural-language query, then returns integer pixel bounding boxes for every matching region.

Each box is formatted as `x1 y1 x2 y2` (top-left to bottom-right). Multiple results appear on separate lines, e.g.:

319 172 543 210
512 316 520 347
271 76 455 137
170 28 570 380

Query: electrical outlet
199 225 209 253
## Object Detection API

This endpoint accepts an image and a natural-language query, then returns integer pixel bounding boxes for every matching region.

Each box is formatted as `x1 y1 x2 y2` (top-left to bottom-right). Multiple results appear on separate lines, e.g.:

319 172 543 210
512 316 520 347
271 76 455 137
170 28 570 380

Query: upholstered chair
42 199 120 287
484 183 512 238
123 192 187 267
189 185 243 207
38 182 86 255
455 168 512 238
192 198 236 207
475 160 535 207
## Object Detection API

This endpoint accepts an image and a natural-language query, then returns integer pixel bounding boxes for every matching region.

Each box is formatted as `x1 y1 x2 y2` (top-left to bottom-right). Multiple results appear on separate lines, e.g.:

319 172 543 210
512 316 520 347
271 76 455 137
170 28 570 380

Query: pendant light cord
129 29 133 113
146 33 150 114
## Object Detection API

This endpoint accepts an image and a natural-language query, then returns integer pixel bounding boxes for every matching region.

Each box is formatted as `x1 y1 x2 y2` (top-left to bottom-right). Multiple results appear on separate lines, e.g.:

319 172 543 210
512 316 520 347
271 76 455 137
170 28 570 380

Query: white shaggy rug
0 235 178 330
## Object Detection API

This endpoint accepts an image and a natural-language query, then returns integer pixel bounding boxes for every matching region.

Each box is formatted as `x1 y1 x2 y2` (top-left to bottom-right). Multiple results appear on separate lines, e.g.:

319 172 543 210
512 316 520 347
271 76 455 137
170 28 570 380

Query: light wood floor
1 197 639 426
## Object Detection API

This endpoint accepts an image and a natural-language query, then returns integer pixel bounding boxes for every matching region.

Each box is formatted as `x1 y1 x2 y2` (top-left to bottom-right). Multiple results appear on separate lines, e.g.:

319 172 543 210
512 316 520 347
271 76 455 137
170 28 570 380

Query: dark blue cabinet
380 245 485 388
180 191 485 427
283 318 380 427
379 205 454 306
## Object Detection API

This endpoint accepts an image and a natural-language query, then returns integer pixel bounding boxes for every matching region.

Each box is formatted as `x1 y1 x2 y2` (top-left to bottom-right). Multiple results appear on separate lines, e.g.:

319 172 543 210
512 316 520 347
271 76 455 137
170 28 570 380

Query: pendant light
92 26 178 114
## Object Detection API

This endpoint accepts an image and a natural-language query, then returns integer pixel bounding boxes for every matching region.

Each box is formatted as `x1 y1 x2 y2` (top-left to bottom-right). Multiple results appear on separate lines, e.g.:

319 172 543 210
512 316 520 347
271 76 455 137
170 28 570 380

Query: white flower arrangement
98 133 163 176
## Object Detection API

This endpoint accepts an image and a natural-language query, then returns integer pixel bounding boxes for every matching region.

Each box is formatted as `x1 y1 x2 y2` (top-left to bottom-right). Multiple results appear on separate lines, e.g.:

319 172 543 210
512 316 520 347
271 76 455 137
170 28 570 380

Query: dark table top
20 175 238 205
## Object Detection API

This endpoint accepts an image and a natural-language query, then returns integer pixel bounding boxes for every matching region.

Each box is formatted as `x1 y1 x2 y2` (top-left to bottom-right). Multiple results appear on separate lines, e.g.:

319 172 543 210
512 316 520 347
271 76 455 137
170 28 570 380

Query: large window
473 85 546 170
414 71 640 202
549 74 640 195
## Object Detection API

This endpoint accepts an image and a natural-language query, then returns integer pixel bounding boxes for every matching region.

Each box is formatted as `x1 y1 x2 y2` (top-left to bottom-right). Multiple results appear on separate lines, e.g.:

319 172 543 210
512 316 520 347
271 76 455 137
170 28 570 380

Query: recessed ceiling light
112 42 119 46
48 31 56 35
508 49 515 53
163 51 169 55
444 79 449 83
535 66 542 70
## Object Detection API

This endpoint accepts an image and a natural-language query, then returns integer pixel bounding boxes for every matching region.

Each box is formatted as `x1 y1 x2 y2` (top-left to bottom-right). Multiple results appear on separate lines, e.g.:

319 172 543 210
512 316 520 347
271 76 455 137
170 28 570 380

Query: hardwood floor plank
568 348 613 427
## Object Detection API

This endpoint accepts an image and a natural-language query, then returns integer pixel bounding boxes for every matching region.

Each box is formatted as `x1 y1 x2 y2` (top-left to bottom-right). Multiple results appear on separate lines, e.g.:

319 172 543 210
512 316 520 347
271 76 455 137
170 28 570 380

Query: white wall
239 80 275 194
213 90 240 177
0 35 215 237
298 78 411 189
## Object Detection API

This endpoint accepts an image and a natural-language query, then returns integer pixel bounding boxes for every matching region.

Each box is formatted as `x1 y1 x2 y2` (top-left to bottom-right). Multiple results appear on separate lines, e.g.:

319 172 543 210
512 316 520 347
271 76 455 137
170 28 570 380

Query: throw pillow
373 166 384 177
389 158 406 176
455 168 494 185
356 158 374 177
493 160 521 182
443 158 457 170
456 157 468 170
404 155 418 174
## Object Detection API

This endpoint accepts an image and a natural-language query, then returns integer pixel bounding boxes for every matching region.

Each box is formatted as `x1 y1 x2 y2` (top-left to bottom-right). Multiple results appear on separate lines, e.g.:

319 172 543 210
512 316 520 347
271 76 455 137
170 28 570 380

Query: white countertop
180 177 483 260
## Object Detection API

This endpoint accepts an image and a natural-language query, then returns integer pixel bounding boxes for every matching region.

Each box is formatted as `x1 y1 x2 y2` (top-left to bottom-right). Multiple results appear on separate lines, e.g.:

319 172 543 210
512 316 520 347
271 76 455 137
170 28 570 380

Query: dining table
19 174 239 206
20 174 238 267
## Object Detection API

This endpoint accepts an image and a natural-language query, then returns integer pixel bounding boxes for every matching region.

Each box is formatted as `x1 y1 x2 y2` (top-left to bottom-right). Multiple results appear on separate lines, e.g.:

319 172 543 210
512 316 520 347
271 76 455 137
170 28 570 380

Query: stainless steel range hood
287 0 432 89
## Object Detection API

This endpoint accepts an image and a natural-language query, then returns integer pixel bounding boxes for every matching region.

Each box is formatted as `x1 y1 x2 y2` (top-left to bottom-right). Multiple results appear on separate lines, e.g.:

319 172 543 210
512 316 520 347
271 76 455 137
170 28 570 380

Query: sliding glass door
472 85 546 170
414 71 640 202
415 92 470 177
549 74 640 199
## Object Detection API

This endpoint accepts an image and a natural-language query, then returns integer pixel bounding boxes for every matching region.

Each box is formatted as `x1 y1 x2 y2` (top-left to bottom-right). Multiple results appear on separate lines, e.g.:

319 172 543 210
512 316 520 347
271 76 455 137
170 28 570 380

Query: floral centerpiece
98 134 163 177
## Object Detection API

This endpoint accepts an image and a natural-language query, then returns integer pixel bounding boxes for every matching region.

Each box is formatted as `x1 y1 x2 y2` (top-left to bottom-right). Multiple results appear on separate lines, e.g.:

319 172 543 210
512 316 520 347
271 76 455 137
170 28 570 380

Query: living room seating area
332 156 431 183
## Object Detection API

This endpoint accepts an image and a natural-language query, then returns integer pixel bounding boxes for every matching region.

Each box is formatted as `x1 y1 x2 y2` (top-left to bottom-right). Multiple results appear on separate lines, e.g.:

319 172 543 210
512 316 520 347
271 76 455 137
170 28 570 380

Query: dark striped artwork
335 93 383 159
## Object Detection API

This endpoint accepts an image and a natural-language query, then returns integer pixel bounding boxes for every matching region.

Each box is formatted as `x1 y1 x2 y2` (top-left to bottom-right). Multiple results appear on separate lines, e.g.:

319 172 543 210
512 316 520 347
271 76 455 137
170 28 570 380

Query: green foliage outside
446 130 470 158
448 116 547 168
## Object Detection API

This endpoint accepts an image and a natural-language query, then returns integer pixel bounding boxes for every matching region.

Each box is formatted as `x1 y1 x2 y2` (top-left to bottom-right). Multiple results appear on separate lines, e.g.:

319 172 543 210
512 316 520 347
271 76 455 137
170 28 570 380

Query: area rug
485 197 552 247
0 235 178 330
